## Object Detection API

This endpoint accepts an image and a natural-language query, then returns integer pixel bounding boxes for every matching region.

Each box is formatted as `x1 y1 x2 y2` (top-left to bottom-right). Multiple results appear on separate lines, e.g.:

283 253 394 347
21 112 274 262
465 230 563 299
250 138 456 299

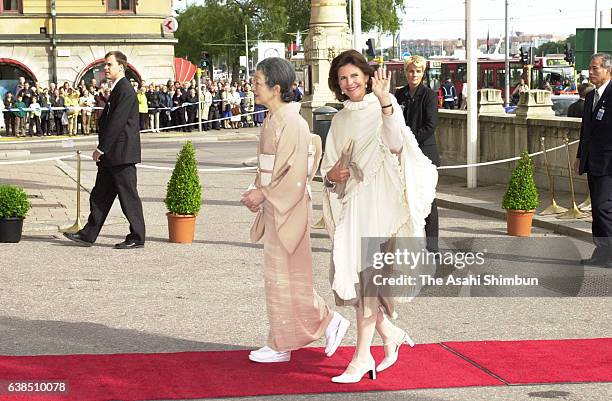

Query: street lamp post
466 0 478 188
594 0 599 53
504 0 510 107
353 0 361 52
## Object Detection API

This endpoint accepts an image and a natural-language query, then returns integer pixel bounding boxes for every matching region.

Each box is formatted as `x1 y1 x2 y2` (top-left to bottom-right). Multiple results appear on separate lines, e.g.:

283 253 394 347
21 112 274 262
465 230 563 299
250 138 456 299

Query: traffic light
519 47 528 65
365 38 375 58
564 43 574 64
200 51 210 69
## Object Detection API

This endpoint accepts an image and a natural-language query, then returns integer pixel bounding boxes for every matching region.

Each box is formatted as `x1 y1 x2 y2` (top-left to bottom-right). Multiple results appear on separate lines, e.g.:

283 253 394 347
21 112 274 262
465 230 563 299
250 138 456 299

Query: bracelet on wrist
381 103 393 109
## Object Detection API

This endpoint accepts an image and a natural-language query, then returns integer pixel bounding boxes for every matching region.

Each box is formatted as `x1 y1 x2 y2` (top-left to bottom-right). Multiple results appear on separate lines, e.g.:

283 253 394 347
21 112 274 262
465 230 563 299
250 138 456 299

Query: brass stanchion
578 195 592 212
539 137 567 215
557 138 589 220
63 150 84 233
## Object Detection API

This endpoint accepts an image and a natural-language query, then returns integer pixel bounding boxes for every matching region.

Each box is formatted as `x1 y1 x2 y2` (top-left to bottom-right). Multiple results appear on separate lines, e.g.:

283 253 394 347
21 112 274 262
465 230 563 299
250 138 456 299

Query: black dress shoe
114 240 145 249
63 232 93 247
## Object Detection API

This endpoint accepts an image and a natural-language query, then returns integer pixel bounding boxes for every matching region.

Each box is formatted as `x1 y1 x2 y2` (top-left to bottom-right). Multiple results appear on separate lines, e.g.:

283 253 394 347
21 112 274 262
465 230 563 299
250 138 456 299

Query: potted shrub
0 184 31 243
165 141 202 243
502 151 539 237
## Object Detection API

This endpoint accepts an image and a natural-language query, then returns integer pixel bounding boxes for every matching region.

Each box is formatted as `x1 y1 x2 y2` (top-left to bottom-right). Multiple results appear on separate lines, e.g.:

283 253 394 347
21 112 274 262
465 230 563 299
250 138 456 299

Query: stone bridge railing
436 89 587 195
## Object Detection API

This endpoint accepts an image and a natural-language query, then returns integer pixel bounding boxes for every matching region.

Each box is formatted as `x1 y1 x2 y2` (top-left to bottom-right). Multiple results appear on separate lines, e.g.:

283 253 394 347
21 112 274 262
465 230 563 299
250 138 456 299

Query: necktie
593 90 600 112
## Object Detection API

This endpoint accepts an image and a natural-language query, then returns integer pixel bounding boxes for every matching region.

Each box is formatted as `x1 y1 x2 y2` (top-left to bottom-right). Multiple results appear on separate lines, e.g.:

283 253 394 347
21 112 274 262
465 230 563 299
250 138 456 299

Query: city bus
441 56 575 100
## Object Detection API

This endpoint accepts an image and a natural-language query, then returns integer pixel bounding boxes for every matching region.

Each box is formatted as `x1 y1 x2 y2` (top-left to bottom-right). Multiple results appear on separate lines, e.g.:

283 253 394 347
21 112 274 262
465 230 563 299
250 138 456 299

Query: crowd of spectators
1 75 306 137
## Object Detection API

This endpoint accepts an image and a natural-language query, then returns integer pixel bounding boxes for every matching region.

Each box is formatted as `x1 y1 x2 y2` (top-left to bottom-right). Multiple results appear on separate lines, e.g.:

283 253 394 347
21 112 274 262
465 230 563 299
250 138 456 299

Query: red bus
442 56 575 99
376 55 575 105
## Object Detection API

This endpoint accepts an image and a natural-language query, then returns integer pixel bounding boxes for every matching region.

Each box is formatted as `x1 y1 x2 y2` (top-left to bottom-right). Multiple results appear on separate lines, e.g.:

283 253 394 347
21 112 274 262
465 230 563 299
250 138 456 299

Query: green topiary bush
0 185 31 219
502 151 539 211
165 141 202 215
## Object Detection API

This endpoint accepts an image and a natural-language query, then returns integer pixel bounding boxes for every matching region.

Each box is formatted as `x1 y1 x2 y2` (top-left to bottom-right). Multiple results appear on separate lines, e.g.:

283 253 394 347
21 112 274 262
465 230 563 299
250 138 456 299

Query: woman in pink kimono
240 57 349 364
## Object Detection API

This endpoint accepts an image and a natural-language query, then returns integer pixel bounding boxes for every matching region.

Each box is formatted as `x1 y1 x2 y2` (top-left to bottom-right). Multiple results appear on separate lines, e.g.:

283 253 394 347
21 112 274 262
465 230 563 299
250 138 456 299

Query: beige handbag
333 140 364 199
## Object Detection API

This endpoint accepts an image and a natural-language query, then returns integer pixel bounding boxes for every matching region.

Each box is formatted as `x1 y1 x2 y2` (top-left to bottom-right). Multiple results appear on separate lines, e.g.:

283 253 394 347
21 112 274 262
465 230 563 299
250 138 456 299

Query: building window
107 0 135 13
1 0 21 13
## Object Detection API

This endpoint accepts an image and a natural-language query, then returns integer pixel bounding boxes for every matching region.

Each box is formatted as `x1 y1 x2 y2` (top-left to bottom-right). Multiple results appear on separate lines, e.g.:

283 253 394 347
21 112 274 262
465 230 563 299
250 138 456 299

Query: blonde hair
404 55 427 74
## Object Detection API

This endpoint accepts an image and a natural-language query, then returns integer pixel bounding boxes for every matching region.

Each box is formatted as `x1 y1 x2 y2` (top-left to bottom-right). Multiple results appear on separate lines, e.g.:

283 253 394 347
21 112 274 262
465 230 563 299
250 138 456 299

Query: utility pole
504 0 510 106
466 0 478 188
594 0 599 53
353 0 361 52
50 0 58 84
348 0 353 46
244 24 249 79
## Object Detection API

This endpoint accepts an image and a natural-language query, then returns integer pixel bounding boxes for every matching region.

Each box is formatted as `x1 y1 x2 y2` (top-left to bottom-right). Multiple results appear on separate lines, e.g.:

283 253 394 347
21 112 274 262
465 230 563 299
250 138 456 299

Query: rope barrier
0 137 578 172
3 98 576 172
437 139 580 170
77 153 256 173
0 154 75 165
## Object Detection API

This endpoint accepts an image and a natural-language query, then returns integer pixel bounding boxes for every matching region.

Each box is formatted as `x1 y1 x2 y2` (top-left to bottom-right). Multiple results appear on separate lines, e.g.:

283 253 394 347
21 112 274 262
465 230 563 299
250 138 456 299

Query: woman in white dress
321 50 438 383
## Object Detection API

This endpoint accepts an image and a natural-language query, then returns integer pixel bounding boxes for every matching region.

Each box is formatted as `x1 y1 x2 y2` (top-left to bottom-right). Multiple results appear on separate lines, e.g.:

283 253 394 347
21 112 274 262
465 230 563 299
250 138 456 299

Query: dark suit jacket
98 76 141 167
577 81 612 176
567 99 585 118
395 84 441 166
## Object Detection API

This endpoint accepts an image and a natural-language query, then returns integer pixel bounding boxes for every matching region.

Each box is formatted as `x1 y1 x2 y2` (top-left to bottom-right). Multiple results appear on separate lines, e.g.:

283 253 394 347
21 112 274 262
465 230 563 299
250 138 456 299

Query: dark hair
328 50 373 101
578 83 594 98
256 57 296 103
104 50 128 70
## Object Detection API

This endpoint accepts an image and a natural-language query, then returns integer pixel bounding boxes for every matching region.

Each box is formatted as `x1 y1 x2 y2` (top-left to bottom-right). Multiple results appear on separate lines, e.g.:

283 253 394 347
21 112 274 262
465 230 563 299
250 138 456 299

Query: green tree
175 1 287 80
176 0 406 76
359 0 405 33
535 34 575 56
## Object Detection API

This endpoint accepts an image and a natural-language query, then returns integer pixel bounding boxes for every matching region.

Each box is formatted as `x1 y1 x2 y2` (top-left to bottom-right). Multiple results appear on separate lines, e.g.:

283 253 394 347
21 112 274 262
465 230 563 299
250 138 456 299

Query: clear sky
399 0 611 40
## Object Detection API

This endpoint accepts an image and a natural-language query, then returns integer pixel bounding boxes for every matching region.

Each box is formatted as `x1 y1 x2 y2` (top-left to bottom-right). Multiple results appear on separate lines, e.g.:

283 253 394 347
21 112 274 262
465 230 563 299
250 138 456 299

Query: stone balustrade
437 89 587 195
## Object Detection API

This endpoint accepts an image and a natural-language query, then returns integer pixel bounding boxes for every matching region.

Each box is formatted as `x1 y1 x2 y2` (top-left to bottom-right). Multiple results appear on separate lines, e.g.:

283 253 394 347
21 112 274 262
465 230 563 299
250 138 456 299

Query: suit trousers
425 198 439 252
588 174 612 257
80 164 145 244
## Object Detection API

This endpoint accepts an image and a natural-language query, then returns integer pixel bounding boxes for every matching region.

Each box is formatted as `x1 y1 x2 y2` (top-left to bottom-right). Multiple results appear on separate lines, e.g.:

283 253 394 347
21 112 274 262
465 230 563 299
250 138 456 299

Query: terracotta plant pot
167 213 196 243
506 209 535 237
0 217 24 243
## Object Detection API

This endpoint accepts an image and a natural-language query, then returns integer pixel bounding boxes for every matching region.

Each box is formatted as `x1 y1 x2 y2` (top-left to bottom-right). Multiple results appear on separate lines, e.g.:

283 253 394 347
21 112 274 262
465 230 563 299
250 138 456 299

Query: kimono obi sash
307 144 315 176
259 148 314 196
259 153 275 186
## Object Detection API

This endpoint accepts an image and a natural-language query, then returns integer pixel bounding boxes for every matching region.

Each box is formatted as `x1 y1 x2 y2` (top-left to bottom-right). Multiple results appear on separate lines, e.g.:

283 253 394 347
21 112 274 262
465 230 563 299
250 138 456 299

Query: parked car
551 94 579 117
504 94 579 116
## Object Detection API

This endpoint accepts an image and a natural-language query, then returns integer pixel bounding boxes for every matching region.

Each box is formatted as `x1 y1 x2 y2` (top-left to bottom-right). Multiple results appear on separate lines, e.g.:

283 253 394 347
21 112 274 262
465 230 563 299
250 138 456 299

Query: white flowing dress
321 93 438 317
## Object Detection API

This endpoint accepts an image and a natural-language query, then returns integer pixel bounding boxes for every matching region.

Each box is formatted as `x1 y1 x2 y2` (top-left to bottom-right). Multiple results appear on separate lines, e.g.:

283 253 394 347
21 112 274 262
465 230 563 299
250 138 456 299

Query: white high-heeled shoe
376 329 415 372
331 356 376 383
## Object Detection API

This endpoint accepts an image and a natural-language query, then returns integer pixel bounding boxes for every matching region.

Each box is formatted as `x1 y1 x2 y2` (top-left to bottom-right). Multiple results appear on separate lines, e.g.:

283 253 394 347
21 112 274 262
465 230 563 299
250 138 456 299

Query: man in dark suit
567 83 594 118
574 53 612 267
395 55 440 252
64 50 145 249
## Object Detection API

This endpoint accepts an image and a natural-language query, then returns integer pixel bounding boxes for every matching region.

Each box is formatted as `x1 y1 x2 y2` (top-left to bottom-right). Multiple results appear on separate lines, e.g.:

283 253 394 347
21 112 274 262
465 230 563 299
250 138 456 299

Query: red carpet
0 345 502 400
0 338 610 401
442 338 612 385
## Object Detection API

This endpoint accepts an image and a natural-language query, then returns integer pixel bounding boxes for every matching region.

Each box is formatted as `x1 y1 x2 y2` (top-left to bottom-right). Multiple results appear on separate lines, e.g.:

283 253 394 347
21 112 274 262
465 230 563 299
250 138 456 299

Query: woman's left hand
241 189 265 211
371 66 392 104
